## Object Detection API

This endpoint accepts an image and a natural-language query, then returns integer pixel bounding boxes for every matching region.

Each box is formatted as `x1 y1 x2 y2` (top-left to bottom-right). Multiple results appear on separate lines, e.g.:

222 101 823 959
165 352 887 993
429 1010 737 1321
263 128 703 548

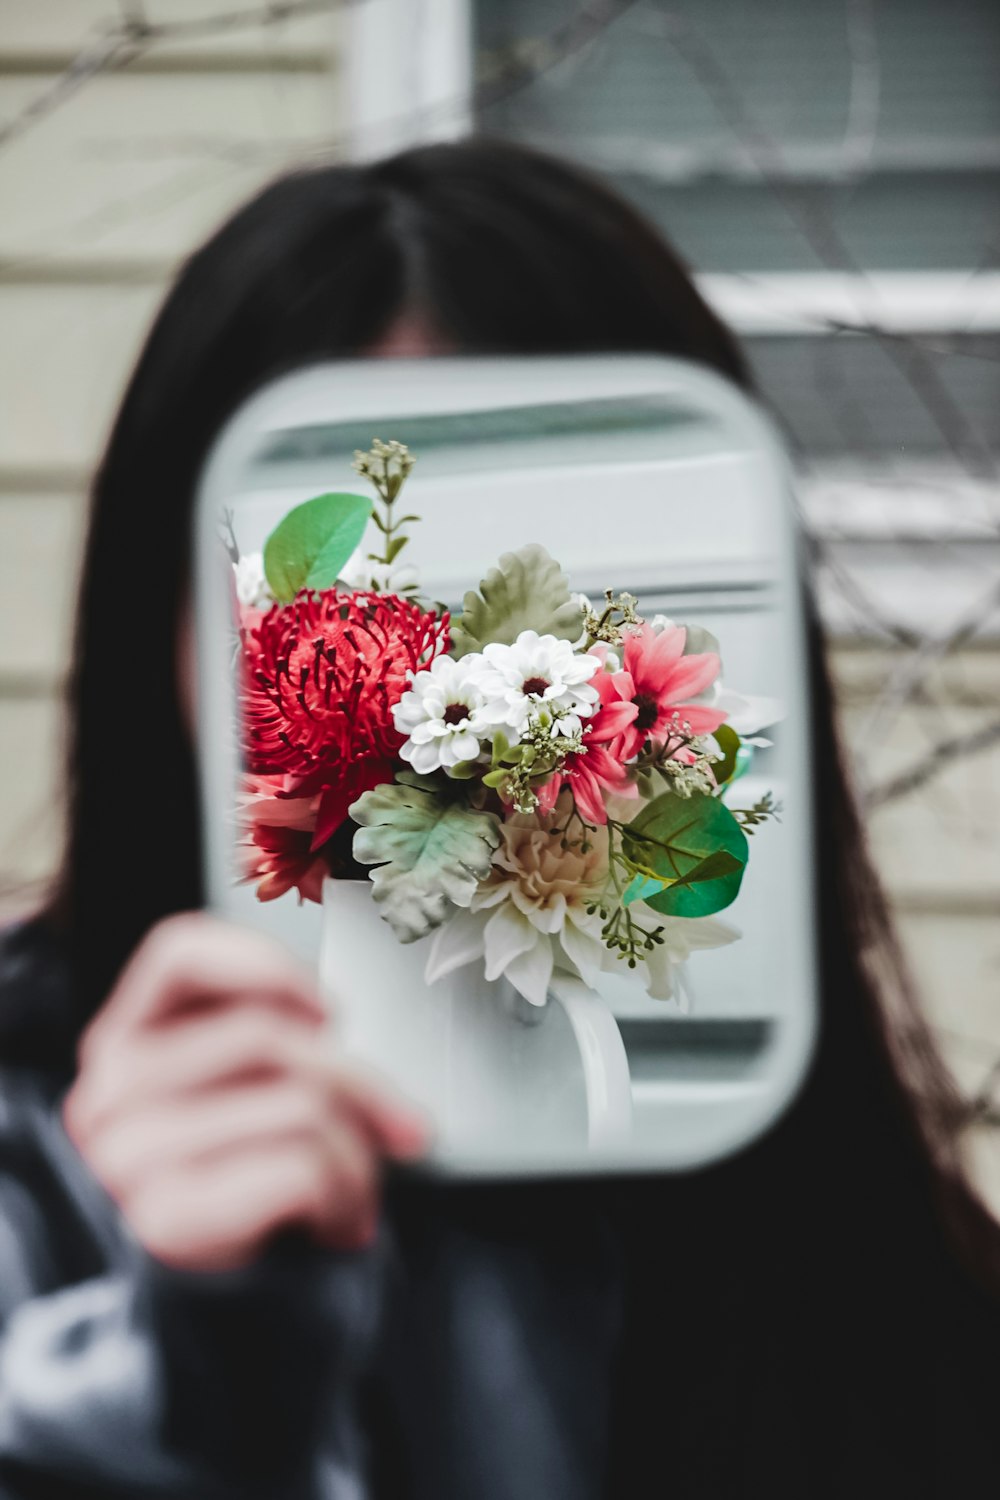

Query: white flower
424 807 609 1006
477 630 599 737
234 552 275 610
393 654 492 775
340 547 419 595
600 904 739 1009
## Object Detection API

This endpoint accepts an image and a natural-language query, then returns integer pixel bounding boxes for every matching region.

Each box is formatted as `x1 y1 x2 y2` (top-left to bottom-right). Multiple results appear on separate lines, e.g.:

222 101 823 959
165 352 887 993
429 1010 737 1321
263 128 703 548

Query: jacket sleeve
0 1086 381 1500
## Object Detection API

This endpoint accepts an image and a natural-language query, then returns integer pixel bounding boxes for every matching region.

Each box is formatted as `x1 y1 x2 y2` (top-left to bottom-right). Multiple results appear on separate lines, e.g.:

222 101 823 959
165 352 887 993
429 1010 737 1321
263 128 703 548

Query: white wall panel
0 2 337 62
0 70 336 263
0 494 86 681
0 284 163 472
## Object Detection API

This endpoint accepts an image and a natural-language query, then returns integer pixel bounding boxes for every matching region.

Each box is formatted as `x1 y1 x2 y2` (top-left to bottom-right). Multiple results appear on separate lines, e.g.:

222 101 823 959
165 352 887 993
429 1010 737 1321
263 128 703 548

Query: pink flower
612 623 726 760
536 668 639 825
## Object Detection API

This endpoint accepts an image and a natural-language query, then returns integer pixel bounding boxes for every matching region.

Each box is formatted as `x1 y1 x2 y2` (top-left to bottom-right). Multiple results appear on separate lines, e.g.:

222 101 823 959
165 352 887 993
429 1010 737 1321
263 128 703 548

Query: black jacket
0 919 997 1498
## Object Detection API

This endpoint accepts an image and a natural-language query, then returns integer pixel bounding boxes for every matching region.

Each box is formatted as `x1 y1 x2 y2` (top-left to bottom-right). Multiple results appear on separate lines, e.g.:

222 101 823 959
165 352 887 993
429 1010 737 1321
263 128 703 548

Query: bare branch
0 27 141 151
856 573 1000 748
649 3 998 481
865 714 1000 810
0 2 344 154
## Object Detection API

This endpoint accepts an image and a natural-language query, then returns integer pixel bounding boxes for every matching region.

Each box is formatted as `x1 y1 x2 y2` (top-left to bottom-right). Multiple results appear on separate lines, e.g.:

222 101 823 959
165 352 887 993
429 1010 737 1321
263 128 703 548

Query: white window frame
341 0 473 161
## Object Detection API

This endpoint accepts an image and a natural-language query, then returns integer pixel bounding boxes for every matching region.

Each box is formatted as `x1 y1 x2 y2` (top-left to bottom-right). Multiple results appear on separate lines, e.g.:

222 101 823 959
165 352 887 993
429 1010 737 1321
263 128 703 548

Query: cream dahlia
424 800 609 1006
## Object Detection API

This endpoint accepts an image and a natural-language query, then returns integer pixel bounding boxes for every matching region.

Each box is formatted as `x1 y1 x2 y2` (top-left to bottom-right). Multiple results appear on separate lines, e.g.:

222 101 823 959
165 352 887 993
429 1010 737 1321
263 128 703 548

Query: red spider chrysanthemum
241 590 450 845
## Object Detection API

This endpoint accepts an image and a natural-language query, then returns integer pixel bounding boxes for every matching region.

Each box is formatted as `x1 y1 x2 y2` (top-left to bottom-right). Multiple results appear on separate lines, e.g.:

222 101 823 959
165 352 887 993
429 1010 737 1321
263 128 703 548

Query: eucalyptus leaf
733 743 756 783
450 544 585 658
263 492 372 602
622 872 668 908
350 771 500 942
622 790 748 918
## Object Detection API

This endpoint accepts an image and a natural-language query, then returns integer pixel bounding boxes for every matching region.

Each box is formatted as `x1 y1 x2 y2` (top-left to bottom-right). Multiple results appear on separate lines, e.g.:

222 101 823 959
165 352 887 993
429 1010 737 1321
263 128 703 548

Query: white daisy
393 653 492 775
477 630 600 737
234 552 275 610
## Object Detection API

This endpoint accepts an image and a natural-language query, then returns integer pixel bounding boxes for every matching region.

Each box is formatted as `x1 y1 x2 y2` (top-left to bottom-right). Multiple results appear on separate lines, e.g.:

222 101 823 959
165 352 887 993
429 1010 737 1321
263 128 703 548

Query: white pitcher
319 879 633 1166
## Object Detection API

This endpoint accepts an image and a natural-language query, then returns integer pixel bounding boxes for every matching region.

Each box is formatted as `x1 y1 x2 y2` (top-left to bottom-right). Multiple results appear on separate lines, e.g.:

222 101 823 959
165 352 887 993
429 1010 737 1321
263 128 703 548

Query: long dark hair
46 138 997 1284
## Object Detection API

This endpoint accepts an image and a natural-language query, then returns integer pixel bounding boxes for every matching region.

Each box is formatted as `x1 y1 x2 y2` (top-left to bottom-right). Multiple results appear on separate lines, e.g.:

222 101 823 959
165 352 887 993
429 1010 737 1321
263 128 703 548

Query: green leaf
263 492 372 603
711 723 742 788
384 534 409 563
622 791 749 918
450 544 585 658
349 771 501 942
447 760 479 780
490 730 511 766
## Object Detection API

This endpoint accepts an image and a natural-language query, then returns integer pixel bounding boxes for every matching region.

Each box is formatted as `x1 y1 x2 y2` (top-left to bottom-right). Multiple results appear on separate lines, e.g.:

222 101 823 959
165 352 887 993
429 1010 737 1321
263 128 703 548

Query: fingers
65 912 432 1271
67 1005 315 1139
66 1008 429 1163
81 1081 334 1196
125 1132 380 1272
79 912 325 1061
320 1065 430 1162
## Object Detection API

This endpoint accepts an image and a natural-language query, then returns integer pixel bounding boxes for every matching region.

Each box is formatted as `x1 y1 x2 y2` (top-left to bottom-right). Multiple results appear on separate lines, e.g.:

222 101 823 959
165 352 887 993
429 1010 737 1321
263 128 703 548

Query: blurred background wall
0 0 997 1187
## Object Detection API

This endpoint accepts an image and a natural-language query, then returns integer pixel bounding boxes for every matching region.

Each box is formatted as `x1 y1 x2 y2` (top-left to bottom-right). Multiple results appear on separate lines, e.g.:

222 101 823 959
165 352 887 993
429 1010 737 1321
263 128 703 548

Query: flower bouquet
236 440 779 1011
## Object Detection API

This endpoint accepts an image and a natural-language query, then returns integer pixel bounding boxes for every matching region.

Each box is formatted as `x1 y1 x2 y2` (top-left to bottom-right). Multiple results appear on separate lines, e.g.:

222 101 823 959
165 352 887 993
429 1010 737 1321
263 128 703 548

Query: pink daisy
612 623 726 760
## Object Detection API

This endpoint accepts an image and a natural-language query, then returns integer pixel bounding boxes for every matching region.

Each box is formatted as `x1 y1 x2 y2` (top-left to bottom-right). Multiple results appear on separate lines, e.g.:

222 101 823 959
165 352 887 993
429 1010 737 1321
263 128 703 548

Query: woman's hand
63 912 428 1272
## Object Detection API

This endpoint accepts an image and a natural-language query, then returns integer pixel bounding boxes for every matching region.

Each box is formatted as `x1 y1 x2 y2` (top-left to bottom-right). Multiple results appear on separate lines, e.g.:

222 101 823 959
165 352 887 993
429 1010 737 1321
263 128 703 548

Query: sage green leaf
349 771 501 942
263 492 372 603
711 723 742 788
622 791 748 918
450 544 585 658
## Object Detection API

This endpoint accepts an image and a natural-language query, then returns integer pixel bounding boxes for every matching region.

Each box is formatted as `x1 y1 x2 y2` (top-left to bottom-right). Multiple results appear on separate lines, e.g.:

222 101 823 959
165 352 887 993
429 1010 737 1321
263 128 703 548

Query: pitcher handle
547 975 632 1146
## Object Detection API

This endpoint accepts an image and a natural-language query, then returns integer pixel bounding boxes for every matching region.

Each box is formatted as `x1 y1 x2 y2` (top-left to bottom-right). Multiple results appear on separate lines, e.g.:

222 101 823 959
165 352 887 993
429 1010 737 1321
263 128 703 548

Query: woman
0 140 997 1499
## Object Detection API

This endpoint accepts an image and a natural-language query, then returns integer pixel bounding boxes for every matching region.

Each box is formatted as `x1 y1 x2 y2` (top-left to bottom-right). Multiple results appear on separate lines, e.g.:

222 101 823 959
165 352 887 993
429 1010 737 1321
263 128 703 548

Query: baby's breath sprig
583 589 640 648
595 902 667 969
585 817 667 968
351 438 419 572
483 705 587 815
635 711 724 797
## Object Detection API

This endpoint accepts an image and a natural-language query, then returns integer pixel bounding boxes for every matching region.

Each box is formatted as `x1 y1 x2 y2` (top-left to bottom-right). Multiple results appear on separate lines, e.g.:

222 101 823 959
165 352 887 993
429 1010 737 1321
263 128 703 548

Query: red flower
240 774 327 904
612 624 726 760
536 669 639 826
241 591 449 845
